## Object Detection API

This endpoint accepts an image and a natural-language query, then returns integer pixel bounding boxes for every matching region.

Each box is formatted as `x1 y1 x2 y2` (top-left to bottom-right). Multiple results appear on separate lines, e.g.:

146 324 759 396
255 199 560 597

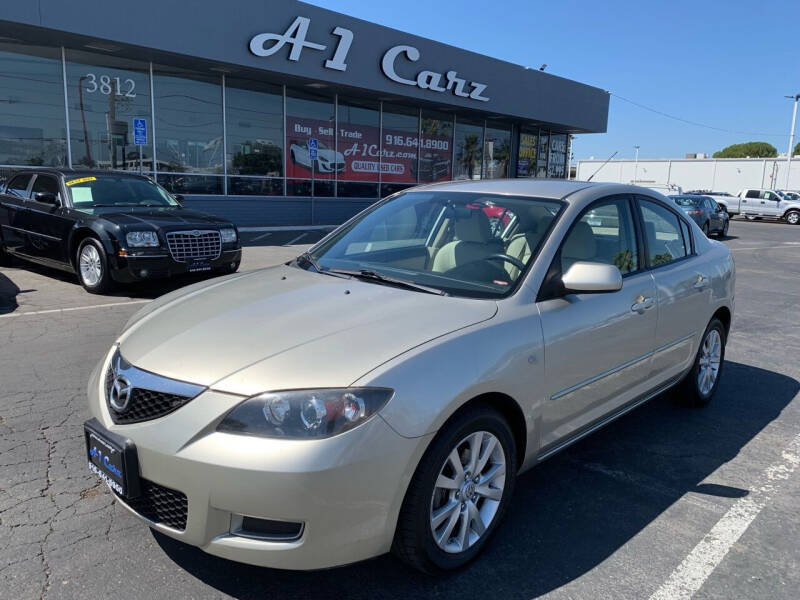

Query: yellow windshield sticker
65 176 97 186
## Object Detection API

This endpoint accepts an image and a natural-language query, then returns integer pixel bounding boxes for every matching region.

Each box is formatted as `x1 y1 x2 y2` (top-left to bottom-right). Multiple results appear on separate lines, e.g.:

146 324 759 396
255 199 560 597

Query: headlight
217 388 394 439
126 231 159 247
219 228 237 243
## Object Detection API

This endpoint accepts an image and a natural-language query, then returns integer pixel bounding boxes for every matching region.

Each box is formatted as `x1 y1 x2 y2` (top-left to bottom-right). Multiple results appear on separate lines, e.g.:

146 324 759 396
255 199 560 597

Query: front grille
105 373 194 425
118 479 188 531
166 230 221 263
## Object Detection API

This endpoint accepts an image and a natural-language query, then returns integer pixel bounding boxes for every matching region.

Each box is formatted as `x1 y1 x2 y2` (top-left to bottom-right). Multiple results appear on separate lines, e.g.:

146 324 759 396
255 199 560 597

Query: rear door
22 174 73 264
538 195 658 449
637 196 709 382
0 173 33 254
740 189 759 215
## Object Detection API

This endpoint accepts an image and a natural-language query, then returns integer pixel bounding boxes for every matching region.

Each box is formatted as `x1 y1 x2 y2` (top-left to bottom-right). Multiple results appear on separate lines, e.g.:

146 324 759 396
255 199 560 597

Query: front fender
67 223 118 266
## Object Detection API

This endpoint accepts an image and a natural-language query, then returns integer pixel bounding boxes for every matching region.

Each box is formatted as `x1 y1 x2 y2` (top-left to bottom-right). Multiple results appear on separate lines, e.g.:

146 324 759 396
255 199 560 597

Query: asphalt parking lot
1 219 798 600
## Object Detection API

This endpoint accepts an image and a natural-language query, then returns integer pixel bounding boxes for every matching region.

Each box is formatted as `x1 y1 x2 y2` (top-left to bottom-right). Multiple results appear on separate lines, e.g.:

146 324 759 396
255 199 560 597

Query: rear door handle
631 296 654 312
694 274 708 289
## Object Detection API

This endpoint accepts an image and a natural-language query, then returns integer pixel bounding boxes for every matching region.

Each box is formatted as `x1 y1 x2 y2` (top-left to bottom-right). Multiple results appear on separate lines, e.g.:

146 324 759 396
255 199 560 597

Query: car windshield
303 191 564 299
66 175 179 209
673 196 702 207
785 191 800 200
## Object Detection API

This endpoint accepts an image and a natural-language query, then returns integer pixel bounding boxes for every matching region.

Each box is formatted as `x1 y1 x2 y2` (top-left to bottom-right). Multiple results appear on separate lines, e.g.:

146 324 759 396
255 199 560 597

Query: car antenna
587 151 618 182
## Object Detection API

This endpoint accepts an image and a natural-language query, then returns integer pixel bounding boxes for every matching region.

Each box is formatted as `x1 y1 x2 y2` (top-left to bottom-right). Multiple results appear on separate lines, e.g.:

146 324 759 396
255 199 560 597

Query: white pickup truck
706 189 800 224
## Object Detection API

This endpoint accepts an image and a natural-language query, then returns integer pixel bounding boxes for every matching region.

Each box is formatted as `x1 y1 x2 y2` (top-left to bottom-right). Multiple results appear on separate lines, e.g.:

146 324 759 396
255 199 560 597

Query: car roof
8 168 150 180
410 179 644 201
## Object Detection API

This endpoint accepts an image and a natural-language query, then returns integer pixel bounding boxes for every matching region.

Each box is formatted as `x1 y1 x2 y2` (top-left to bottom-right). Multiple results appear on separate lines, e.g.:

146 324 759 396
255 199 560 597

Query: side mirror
33 191 60 206
173 194 185 205
562 261 623 294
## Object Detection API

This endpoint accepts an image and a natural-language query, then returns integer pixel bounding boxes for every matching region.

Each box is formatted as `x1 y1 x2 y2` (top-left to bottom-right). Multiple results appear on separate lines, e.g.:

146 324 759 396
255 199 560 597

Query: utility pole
633 145 640 184
786 94 799 190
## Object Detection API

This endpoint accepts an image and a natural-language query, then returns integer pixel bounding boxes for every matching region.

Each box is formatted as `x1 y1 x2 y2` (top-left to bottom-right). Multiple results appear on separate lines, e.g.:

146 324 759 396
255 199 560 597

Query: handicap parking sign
133 119 147 145
309 137 319 160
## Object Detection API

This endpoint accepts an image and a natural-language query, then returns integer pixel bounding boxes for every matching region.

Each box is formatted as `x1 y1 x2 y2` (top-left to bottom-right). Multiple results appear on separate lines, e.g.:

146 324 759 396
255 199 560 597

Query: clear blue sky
307 0 800 161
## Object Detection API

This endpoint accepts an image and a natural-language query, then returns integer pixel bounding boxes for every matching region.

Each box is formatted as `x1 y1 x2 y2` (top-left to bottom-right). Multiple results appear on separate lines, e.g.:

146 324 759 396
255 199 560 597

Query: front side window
562 197 639 275
66 176 178 209
639 199 688 267
6 173 33 198
31 175 61 202
307 191 563 298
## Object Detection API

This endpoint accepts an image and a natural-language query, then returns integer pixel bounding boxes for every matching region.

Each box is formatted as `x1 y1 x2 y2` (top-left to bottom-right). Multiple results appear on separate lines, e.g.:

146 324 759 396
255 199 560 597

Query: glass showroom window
381 104 419 198
483 126 511 179
225 78 283 196
286 89 335 197
0 43 67 168
419 110 453 184
153 65 223 194
516 130 538 177
548 133 568 178
453 119 484 181
337 97 380 198
536 130 549 177
65 49 152 172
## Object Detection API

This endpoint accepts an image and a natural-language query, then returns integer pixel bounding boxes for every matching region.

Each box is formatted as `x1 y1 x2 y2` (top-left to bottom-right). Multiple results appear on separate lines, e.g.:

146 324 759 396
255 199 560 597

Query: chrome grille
165 230 221 263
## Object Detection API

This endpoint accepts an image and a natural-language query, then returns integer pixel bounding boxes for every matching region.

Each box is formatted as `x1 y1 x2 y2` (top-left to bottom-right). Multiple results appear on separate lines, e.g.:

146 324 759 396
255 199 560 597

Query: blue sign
133 118 147 145
308 137 319 160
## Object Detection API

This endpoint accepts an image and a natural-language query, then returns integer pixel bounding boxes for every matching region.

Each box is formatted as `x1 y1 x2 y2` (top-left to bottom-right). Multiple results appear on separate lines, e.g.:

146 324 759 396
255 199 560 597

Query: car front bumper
109 247 242 283
85 350 432 570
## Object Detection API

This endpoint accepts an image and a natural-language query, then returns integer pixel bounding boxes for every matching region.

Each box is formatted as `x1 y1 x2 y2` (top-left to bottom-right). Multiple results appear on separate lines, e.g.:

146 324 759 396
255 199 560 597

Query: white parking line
249 232 272 242
283 233 308 246
649 432 800 600
0 299 150 319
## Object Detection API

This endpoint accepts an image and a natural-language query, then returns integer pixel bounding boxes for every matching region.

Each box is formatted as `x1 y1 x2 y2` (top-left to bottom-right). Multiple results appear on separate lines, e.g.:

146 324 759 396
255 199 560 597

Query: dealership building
0 0 609 225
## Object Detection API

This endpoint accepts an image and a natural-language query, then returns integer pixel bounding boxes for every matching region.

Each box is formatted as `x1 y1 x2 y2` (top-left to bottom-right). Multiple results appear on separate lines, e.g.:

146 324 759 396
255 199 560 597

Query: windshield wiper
327 268 447 296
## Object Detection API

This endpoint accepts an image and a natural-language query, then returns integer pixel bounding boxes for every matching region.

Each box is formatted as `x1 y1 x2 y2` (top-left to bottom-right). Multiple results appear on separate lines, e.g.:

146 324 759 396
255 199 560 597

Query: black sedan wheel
702 222 710 236
716 220 729 238
77 238 114 294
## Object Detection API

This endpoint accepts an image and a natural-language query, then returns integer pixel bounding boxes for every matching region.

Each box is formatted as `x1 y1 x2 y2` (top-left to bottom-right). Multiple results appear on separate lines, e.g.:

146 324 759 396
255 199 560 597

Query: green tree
794 142 800 157
712 142 777 158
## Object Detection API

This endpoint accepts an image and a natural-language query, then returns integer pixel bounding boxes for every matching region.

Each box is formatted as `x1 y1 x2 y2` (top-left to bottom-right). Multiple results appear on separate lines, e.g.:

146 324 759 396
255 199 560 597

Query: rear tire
392 405 517 574
785 210 800 225
702 222 710 236
76 238 114 294
716 220 729 238
676 318 726 407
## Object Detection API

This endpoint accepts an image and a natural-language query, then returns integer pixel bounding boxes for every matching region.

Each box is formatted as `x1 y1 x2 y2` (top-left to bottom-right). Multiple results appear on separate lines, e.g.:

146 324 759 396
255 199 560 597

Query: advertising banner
516 132 537 177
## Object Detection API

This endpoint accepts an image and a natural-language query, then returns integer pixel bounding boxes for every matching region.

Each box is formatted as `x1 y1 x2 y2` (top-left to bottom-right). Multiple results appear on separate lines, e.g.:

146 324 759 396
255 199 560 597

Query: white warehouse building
575 157 800 194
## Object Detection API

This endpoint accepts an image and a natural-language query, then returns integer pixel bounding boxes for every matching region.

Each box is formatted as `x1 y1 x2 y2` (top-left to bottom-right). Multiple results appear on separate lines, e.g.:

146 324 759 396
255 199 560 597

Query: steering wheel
485 253 526 271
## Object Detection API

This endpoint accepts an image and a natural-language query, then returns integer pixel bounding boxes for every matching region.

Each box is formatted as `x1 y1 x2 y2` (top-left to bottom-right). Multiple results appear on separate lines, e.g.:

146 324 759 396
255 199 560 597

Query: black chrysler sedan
0 169 241 293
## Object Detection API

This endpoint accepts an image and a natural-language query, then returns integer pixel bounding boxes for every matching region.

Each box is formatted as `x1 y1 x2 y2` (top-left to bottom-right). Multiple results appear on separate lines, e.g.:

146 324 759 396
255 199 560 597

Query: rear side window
639 199 688 267
562 197 639 275
680 219 693 253
745 190 760 199
6 173 32 198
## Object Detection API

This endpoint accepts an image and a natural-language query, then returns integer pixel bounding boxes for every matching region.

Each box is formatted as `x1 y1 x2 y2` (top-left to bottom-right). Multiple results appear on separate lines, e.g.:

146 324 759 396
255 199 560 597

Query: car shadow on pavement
0 270 21 315
152 360 798 600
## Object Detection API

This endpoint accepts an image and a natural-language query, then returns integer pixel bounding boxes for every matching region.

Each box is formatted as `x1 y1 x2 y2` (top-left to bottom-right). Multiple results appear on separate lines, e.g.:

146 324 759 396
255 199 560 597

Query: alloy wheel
787 211 800 225
697 329 722 395
429 431 506 554
79 244 102 287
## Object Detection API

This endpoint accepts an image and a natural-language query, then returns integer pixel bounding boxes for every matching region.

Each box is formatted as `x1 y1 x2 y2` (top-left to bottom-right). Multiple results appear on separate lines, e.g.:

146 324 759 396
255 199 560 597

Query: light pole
633 145 640 184
786 94 799 190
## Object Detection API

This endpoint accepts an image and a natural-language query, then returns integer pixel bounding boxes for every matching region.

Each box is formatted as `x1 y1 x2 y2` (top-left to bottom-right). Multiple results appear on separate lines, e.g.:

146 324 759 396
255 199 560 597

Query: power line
611 93 787 138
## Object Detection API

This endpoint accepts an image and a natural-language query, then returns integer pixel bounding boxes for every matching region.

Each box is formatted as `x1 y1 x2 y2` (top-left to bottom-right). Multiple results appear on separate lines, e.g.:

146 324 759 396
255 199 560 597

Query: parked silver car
83 180 734 573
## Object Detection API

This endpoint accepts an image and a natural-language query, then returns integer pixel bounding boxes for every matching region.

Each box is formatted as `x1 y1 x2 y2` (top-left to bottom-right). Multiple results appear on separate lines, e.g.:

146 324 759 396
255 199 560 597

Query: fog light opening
230 514 304 541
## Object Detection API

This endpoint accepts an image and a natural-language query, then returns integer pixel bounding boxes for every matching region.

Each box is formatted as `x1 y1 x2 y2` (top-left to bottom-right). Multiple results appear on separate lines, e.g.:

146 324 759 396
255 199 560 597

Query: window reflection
453 119 483 180
337 97 380 185
419 111 453 183
381 104 419 184
0 43 66 167
483 126 510 179
226 78 283 178
65 49 152 171
153 65 223 174
286 89 335 192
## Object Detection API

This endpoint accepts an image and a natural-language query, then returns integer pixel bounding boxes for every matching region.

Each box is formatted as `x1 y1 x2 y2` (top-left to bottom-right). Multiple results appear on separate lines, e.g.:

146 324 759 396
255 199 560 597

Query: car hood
118 265 497 395
80 206 229 227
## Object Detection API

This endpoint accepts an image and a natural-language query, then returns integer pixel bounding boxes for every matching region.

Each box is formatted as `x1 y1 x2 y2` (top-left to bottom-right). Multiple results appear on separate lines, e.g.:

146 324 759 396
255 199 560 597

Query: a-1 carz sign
250 16 490 103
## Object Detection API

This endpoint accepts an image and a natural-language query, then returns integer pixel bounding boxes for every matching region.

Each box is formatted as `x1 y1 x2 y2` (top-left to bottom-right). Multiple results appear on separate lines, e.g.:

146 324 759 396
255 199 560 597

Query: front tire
676 318 726 406
785 210 800 225
76 238 114 294
392 405 517 573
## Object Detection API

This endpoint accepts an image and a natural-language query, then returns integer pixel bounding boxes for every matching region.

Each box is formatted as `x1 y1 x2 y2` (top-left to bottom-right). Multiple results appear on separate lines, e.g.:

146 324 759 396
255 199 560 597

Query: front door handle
694 274 708 289
631 296 654 313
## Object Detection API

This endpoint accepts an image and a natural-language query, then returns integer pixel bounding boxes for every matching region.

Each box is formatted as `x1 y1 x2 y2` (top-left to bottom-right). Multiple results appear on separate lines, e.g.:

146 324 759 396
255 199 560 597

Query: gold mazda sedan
84 180 734 573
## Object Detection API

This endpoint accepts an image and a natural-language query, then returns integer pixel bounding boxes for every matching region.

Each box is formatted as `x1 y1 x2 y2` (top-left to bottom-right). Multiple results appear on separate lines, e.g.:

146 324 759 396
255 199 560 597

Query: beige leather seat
504 206 556 279
561 221 597 271
432 211 495 273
